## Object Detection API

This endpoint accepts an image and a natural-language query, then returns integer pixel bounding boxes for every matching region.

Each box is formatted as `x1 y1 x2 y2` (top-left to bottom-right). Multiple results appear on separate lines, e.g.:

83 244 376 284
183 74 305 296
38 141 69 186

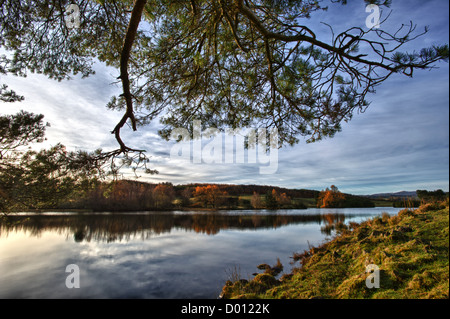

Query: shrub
418 201 448 212
398 208 416 218
381 212 391 223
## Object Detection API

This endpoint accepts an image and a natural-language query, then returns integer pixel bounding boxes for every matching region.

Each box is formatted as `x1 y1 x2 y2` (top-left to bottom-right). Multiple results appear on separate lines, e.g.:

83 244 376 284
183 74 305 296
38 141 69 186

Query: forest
1 171 382 212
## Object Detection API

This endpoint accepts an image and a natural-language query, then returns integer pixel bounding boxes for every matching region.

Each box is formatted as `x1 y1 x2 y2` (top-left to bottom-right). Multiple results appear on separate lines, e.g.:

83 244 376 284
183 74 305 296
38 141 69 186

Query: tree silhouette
0 111 107 212
0 0 448 172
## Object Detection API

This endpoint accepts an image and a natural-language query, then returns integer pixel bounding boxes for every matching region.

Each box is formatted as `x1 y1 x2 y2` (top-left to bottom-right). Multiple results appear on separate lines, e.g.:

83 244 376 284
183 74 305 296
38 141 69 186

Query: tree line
177 183 319 199
78 182 308 211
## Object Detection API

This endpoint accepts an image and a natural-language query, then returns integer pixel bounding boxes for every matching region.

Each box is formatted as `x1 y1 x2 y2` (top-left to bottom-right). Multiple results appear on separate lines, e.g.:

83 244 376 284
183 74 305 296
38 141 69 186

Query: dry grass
221 201 449 299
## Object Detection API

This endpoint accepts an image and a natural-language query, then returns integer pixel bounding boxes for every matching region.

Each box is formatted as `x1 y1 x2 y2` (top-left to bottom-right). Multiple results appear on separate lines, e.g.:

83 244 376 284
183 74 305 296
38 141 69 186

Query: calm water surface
0 207 402 298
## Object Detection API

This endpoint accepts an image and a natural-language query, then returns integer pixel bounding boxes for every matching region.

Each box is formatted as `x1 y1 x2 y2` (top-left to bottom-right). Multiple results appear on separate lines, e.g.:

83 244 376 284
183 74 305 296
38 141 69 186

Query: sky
1 0 449 195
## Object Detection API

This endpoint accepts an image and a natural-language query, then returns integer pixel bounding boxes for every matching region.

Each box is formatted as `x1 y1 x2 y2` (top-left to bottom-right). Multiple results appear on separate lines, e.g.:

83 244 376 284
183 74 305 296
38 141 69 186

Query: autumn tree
152 184 176 209
81 179 158 211
263 188 292 209
0 0 448 173
251 192 263 209
193 185 227 208
273 189 291 207
317 185 347 208
180 187 193 207
193 186 208 207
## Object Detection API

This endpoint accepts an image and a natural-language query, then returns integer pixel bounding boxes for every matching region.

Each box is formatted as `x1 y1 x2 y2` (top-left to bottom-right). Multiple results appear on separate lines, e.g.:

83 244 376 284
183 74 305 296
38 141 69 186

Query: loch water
0 207 402 298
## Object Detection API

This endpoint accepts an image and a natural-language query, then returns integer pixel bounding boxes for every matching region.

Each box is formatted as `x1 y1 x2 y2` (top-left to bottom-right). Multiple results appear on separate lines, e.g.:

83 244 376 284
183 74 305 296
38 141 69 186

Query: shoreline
221 201 449 299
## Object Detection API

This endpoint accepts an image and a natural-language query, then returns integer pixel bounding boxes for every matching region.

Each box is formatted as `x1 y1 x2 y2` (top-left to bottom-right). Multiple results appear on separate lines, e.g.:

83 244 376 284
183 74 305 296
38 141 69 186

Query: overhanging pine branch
235 0 404 73
112 0 147 153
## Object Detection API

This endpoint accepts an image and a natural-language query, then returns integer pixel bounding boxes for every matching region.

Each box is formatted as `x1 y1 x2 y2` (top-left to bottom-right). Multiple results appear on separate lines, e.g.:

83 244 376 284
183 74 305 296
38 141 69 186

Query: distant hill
366 191 418 199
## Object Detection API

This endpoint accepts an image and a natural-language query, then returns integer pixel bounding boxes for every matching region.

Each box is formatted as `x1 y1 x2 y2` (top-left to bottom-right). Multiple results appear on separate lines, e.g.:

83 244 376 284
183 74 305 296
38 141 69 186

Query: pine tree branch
112 0 147 152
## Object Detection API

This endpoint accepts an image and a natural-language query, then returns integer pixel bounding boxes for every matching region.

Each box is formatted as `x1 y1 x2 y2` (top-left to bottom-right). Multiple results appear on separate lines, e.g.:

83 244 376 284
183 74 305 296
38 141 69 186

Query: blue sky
1 0 449 195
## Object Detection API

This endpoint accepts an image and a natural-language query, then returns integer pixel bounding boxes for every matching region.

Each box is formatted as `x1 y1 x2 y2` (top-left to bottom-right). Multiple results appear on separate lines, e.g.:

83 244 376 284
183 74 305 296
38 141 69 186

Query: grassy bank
221 201 449 299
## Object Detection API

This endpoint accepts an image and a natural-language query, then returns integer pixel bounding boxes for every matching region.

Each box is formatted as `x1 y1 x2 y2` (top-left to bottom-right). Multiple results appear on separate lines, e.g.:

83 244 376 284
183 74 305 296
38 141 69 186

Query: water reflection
0 208 400 298
0 211 370 242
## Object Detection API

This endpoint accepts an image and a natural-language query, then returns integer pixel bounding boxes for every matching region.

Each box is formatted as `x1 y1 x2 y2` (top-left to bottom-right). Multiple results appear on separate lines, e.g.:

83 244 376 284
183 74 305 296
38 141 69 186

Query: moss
336 274 368 298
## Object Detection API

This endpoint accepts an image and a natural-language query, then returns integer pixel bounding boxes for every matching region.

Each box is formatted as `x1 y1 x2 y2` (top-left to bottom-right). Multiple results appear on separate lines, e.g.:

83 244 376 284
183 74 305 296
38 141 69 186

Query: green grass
294 198 316 208
372 200 394 207
221 201 449 299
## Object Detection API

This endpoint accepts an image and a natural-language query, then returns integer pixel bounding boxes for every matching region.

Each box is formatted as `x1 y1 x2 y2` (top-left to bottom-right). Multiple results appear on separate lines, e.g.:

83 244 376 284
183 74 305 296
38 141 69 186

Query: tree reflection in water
0 211 366 242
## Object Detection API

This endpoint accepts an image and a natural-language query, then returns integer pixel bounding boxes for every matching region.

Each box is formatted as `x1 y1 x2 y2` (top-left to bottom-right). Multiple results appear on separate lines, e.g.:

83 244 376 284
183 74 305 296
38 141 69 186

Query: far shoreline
4 204 402 215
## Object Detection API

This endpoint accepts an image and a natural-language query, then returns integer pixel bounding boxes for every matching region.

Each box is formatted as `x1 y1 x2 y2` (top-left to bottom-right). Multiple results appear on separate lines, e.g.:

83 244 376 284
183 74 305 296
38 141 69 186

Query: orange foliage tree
317 185 346 208
275 190 291 206
193 185 228 208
